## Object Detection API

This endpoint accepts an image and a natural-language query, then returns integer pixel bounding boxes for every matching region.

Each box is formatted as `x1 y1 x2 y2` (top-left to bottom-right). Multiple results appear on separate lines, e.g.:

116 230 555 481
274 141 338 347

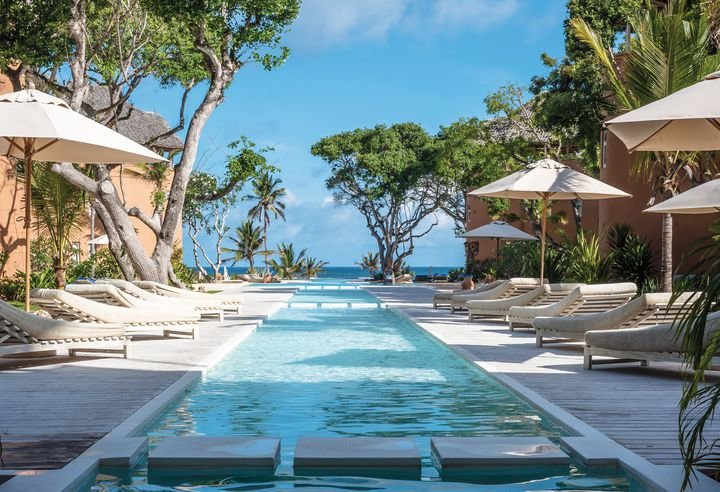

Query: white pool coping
2 285 718 492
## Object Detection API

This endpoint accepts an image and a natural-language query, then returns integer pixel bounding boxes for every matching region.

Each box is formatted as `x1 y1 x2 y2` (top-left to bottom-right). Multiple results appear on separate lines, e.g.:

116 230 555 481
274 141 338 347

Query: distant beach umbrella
460 221 537 263
606 71 720 152
644 179 720 215
0 89 166 310
469 159 630 281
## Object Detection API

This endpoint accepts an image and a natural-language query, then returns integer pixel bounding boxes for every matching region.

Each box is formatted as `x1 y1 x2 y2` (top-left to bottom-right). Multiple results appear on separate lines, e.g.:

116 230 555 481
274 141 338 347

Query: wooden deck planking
368 286 720 467
0 288 292 470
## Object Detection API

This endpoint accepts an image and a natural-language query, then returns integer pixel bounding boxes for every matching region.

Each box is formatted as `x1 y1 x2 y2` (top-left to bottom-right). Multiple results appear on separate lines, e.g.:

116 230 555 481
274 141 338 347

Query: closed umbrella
469 159 631 281
606 71 720 152
644 179 720 215
0 89 166 310
461 221 537 263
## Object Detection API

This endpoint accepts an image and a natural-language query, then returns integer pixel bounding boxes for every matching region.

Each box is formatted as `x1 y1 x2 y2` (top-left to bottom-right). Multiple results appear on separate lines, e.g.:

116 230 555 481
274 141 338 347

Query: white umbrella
461 221 537 263
606 71 720 152
0 89 166 310
644 179 720 215
469 159 631 281
87 234 110 245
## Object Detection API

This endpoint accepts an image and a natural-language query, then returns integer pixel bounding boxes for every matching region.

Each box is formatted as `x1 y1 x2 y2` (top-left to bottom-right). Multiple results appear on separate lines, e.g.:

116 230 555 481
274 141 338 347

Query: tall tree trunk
660 213 673 292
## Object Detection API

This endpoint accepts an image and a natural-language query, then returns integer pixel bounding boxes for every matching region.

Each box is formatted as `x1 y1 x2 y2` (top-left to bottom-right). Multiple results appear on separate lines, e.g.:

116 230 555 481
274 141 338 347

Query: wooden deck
0 288 292 470
368 286 720 466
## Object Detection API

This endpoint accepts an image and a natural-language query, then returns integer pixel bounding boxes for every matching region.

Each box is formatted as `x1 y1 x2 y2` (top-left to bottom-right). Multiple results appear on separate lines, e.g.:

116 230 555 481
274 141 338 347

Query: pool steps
141 435 574 479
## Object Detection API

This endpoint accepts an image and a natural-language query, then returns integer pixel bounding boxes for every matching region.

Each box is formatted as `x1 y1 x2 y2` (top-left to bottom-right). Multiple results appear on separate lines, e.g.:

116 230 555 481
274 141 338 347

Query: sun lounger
583 311 720 370
0 299 129 358
432 280 504 309
133 280 242 314
450 278 544 313
98 279 226 320
507 283 637 331
467 283 584 321
534 292 697 347
30 288 199 339
66 283 199 318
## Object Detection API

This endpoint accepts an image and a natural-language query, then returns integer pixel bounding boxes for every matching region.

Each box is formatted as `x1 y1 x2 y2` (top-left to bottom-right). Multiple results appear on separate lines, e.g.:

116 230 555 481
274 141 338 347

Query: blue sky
132 0 567 268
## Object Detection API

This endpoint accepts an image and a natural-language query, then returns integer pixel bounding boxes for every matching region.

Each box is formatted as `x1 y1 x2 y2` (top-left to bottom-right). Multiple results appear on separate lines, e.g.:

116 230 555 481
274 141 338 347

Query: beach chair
534 292 697 347
467 283 584 321
0 299 129 358
583 311 720 370
66 283 199 317
507 283 637 331
450 278 544 313
98 279 226 320
133 280 242 314
432 280 504 309
30 288 200 339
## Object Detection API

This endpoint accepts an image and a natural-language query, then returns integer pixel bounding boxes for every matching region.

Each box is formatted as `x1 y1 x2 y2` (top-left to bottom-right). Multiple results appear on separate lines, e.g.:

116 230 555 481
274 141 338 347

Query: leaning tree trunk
660 213 673 292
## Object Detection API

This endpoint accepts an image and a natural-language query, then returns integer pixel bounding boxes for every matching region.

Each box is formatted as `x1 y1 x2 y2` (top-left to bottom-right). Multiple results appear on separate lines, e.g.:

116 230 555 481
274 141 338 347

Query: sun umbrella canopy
0 89 167 311
606 72 720 152
644 179 720 215
87 234 109 245
469 159 630 282
468 159 632 200
0 90 167 163
461 221 537 241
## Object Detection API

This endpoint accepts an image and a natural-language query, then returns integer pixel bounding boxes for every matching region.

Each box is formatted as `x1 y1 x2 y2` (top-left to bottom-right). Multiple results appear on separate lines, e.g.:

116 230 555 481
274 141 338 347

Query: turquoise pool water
93 289 642 491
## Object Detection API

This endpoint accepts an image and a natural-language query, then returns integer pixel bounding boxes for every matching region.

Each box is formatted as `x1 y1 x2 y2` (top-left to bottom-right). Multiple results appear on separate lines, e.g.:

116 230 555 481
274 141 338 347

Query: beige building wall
0 161 180 277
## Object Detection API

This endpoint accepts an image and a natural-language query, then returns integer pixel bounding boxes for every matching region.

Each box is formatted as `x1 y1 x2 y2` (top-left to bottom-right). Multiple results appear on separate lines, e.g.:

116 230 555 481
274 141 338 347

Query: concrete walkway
368 286 720 467
0 287 293 471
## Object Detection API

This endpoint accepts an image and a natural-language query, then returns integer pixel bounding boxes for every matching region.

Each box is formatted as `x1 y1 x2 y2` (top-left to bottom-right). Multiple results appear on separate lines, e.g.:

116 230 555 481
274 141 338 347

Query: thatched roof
79 85 184 152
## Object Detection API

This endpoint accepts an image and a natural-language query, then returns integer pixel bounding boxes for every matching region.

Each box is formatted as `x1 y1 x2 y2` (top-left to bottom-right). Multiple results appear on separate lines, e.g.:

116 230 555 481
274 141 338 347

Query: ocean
213 266 460 280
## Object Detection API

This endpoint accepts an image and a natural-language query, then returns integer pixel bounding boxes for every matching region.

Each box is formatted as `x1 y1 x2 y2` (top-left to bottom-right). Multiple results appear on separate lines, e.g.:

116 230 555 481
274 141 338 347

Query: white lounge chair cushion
510 283 637 319
585 311 720 353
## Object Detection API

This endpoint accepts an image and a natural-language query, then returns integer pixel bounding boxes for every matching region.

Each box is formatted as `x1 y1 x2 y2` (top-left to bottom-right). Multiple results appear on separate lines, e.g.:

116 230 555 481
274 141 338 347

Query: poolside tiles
148 436 280 471
293 437 422 470
431 437 570 469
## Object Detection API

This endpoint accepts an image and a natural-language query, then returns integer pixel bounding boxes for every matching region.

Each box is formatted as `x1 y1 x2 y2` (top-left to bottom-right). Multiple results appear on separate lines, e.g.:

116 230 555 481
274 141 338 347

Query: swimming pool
93 288 641 490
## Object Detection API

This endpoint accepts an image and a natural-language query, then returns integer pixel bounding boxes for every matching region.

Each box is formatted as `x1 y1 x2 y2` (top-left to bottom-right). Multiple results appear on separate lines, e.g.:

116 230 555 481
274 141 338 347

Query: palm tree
573 0 720 291
222 221 264 274
356 252 380 276
302 256 329 279
268 242 306 279
246 170 286 274
31 163 87 288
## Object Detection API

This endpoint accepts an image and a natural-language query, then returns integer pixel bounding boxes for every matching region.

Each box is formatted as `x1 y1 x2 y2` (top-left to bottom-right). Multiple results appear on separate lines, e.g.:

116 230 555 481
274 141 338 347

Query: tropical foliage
607 223 656 292
673 218 720 489
268 242 306 280
223 221 265 274
31 163 87 288
302 257 329 279
565 231 610 284
247 169 286 274
573 0 720 290
356 252 380 276
312 123 442 276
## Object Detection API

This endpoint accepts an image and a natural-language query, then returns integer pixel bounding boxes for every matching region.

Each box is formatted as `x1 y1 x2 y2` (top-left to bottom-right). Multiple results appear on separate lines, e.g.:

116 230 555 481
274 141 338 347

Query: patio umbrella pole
496 237 500 263
539 194 548 283
24 142 33 312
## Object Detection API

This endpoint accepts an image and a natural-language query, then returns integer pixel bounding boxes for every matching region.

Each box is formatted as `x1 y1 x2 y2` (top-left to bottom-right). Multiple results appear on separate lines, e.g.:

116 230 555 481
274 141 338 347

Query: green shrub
0 277 23 302
447 267 465 282
607 223 657 292
67 249 123 282
172 248 198 286
498 241 568 282
565 231 610 284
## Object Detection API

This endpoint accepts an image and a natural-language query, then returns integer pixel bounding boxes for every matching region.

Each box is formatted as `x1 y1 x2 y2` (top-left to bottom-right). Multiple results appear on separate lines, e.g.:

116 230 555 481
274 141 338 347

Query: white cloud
430 0 519 31
321 195 335 207
284 189 302 206
290 0 410 48
290 0 521 50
